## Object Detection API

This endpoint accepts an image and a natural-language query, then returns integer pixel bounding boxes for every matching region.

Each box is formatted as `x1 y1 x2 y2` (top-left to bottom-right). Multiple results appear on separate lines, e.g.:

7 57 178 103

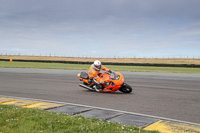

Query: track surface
0 68 200 123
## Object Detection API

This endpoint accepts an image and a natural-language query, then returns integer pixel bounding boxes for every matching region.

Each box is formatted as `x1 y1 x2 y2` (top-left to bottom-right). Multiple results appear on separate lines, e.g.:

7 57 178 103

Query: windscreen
110 72 119 80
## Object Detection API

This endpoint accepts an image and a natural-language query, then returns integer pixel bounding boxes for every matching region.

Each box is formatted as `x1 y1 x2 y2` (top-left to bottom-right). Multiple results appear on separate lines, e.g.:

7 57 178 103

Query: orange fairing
99 72 125 92
114 72 124 85
78 71 127 93
100 72 124 85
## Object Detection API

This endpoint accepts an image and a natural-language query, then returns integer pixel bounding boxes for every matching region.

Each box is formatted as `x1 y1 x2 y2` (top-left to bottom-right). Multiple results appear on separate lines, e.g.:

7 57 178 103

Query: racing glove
108 70 113 73
88 78 93 83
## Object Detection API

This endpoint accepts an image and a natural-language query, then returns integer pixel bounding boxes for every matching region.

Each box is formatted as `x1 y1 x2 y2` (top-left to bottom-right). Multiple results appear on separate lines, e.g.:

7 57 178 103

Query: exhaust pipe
79 84 94 91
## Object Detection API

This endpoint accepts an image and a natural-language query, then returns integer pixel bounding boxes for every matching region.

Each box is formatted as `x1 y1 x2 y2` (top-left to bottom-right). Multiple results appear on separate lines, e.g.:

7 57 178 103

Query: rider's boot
92 79 103 92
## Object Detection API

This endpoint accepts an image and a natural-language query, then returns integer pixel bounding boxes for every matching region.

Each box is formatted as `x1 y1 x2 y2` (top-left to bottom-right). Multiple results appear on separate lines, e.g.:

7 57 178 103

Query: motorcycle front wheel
119 83 132 93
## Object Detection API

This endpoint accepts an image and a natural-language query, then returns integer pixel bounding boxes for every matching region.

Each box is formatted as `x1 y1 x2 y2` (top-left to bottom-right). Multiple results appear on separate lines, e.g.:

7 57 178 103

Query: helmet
93 60 101 70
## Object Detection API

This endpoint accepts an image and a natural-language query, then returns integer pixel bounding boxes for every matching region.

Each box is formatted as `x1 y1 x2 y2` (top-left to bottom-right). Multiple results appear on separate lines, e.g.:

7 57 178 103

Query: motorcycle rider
88 60 112 92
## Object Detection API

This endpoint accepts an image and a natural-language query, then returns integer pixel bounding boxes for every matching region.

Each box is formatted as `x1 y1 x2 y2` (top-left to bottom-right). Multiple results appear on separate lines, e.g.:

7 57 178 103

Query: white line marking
0 95 200 126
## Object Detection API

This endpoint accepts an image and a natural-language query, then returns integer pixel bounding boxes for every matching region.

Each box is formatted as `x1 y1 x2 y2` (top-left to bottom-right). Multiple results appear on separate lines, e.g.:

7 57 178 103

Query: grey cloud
0 0 200 57
1 0 200 21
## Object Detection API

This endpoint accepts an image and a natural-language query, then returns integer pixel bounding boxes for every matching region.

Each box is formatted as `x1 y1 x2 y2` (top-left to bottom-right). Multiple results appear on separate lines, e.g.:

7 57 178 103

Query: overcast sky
0 0 200 58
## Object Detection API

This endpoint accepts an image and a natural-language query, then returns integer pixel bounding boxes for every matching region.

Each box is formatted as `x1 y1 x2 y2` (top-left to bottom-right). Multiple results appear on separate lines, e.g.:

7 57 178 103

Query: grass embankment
0 105 159 133
0 61 200 74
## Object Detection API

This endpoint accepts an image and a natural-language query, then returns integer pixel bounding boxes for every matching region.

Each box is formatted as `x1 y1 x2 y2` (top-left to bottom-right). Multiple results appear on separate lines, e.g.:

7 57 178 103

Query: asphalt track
0 68 200 124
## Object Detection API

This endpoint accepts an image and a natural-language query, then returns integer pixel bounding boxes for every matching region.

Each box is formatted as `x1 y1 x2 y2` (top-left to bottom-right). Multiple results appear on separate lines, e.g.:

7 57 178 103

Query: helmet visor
95 64 101 69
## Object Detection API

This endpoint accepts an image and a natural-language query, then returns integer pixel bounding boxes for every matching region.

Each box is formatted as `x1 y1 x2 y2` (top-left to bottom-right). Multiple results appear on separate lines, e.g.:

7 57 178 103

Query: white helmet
93 60 101 70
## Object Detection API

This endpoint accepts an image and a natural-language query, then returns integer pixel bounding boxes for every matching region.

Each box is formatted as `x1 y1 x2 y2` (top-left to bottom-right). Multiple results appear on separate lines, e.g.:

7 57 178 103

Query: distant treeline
1 59 200 68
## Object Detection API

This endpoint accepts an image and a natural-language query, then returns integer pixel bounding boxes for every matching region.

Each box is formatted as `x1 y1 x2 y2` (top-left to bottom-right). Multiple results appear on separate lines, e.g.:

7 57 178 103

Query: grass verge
1 61 200 74
0 105 159 133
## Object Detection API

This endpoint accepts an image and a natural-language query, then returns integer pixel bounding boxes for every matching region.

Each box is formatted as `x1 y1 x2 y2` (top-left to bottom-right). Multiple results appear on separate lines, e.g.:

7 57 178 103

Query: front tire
119 83 132 93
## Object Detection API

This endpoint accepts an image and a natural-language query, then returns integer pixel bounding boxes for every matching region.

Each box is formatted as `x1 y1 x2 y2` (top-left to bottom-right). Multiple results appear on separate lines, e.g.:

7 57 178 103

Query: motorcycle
77 71 132 93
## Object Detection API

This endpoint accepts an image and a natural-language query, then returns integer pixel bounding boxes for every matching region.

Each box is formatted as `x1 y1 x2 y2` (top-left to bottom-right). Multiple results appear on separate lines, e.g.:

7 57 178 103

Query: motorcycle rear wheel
119 83 132 93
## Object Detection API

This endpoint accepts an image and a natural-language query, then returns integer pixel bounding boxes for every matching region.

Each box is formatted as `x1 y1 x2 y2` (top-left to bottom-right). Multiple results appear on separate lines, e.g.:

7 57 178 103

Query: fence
1 59 200 68
1 53 200 59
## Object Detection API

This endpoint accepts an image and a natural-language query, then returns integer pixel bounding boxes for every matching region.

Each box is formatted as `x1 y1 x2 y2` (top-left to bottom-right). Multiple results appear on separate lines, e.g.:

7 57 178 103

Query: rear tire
119 83 132 93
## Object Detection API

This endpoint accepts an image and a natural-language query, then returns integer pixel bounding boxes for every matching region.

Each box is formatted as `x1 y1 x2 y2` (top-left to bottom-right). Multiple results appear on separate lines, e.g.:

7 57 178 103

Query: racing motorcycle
77 71 132 93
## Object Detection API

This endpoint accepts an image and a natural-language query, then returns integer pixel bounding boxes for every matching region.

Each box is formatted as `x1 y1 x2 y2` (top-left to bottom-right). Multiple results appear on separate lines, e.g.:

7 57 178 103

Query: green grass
0 105 159 133
0 61 200 74
0 61 90 70
106 65 200 74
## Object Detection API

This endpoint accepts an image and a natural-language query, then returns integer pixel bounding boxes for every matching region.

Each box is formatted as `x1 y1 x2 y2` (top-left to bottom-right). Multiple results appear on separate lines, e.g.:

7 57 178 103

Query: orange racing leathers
88 64 110 85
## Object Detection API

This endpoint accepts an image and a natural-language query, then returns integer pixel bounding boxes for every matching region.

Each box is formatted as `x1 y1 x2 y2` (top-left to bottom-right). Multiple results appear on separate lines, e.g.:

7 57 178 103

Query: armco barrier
0 59 200 68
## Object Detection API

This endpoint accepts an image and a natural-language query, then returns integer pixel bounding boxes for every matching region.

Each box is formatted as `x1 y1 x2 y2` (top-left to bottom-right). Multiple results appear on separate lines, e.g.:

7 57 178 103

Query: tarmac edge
0 95 200 133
